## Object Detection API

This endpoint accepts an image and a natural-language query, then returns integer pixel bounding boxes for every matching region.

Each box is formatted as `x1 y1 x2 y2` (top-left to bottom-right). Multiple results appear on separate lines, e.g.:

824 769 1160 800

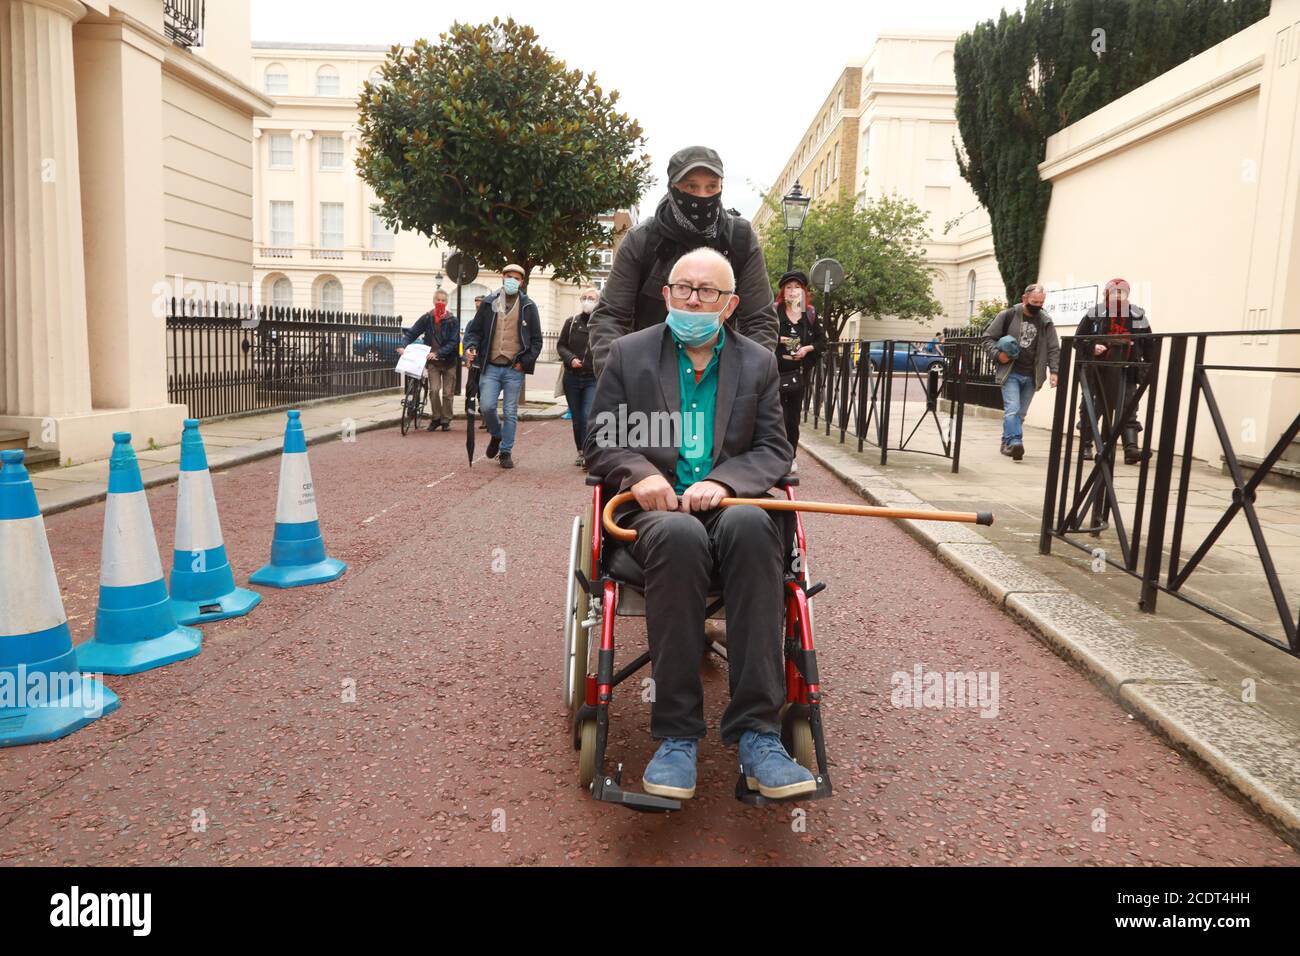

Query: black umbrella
464 361 481 466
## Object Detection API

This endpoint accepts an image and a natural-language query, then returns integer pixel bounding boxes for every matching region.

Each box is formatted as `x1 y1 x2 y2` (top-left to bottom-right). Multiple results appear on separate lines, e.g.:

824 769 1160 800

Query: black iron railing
166 300 404 419
942 324 1002 409
802 339 971 472
1040 329 1300 655
163 0 204 48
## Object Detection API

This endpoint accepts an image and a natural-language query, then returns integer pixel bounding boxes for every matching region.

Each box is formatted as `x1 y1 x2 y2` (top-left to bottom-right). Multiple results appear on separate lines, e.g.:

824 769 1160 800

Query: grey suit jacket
582 324 793 496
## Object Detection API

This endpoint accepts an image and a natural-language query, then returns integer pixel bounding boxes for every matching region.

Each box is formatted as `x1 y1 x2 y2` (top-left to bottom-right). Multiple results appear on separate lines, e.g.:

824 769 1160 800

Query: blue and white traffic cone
249 410 346 588
168 419 261 625
76 434 202 675
0 450 119 746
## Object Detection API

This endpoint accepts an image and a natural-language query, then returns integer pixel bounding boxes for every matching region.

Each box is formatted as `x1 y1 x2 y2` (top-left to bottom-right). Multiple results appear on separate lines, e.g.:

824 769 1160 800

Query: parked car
865 341 947 374
353 329 409 363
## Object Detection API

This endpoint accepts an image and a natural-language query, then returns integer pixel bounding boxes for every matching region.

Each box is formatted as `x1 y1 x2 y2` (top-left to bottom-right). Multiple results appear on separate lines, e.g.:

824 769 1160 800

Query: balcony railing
259 246 294 259
163 0 204 49
314 248 345 261
257 245 404 266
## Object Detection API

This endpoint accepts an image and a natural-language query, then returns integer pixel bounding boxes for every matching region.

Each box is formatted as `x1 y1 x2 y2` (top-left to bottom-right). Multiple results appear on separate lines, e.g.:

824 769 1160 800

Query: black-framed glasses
668 283 733 304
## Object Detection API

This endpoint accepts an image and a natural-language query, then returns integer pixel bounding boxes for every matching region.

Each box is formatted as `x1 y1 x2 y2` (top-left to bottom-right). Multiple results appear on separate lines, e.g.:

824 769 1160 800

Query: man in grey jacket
583 247 812 804
980 284 1061 461
587 146 778 375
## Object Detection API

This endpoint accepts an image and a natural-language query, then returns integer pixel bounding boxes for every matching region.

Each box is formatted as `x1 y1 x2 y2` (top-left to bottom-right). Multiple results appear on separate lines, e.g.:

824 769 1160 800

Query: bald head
663 248 740 324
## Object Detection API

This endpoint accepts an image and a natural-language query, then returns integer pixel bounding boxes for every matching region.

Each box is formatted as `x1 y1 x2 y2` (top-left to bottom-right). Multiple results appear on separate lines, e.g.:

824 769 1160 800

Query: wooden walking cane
602 491 993 543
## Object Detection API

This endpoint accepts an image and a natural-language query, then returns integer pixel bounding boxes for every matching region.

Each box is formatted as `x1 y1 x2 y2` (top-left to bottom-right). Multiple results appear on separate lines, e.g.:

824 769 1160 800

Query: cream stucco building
250 42 626 335
758 31 1000 341
0 0 272 464
1030 0 1300 466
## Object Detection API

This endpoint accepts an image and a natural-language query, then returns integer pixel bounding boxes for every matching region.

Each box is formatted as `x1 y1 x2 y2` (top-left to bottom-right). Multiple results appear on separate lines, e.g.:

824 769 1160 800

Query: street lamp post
782 181 811 272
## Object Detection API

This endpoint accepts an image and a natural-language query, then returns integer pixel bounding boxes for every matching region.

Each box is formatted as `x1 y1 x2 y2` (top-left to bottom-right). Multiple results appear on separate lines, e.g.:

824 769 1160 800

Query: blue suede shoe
739 730 816 799
642 738 698 800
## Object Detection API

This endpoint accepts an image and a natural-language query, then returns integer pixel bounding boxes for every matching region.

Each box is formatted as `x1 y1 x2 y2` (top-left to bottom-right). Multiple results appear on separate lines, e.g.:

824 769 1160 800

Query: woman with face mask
557 286 601 468
774 271 827 470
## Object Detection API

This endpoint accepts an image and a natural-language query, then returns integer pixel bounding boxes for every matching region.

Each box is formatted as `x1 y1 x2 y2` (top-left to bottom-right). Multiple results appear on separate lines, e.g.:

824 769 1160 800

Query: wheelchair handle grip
602 491 994 543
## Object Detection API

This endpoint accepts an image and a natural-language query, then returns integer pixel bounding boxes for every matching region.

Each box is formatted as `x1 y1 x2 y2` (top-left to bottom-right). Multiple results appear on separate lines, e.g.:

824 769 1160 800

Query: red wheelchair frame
564 474 833 813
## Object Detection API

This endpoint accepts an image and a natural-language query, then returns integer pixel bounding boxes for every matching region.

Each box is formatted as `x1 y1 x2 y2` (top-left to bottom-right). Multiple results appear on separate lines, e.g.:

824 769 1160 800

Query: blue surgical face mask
666 307 723 347
503 277 521 295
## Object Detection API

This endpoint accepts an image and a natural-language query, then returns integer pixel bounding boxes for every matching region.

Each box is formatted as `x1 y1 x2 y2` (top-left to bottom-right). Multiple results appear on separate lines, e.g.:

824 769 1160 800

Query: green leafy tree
954 0 1270 303
758 193 941 340
355 18 653 283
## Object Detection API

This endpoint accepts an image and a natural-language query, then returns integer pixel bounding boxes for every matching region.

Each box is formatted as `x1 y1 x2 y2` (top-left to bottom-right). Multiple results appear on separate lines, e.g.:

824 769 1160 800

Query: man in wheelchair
582 248 816 801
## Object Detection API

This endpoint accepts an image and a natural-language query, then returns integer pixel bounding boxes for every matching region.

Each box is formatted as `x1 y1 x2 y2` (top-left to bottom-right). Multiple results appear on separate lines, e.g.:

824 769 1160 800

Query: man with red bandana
1075 279 1153 464
401 288 461 431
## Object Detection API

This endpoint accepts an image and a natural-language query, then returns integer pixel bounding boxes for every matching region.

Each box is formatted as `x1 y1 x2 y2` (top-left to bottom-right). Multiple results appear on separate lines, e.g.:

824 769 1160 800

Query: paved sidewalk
30 362 568 516
800 409 1300 843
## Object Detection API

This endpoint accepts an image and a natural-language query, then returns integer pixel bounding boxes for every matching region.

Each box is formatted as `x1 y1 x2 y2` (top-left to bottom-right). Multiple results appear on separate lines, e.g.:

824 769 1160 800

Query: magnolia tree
356 18 652 282
760 193 941 340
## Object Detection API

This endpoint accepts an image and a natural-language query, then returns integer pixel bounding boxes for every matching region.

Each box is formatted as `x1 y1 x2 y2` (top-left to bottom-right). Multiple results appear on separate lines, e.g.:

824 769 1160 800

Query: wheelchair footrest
592 779 680 813
733 772 833 807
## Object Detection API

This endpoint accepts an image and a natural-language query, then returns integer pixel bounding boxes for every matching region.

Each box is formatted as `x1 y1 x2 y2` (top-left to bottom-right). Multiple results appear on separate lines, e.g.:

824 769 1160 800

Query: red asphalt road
0 419 1295 866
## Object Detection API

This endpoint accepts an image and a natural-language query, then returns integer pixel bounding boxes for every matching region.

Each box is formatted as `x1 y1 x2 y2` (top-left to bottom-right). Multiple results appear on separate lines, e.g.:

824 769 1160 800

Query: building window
370 211 395 251
264 64 288 95
320 203 344 248
271 277 293 309
270 201 294 247
967 270 977 319
370 279 394 316
268 133 293 168
319 278 343 311
316 65 340 96
833 143 839 180
319 135 344 170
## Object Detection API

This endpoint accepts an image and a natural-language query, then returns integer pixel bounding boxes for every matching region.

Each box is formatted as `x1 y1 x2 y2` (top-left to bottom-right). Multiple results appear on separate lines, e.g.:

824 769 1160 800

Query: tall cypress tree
954 0 1270 304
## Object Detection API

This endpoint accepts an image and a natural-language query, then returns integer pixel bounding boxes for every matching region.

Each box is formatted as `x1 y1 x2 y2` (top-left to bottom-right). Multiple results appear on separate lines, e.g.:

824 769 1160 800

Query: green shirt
672 326 725 494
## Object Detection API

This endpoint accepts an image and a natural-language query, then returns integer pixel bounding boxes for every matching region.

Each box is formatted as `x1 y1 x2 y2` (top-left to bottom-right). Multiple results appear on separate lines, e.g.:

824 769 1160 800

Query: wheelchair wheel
563 501 595 712
781 705 817 775
577 719 597 789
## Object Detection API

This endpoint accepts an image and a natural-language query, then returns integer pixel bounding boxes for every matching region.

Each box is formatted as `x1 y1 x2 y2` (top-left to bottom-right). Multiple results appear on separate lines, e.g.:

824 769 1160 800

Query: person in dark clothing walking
1075 278 1154 465
401 289 461 431
980 284 1061 461
587 146 778 375
773 270 826 470
463 265 543 469
558 286 600 468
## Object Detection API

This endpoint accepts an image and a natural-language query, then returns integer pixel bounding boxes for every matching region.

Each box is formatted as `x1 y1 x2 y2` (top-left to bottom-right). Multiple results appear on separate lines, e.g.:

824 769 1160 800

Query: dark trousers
1078 364 1142 444
623 504 785 744
780 390 803 452
563 371 597 452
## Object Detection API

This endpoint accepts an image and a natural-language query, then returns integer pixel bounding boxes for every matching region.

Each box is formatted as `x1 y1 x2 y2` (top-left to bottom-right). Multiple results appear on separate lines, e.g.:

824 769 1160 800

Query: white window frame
271 277 293 309
316 66 340 97
319 278 343 311
319 135 344 171
967 270 978 319
268 133 293 169
370 211 395 251
370 280 394 316
264 65 289 95
270 201 294 247
320 202 344 248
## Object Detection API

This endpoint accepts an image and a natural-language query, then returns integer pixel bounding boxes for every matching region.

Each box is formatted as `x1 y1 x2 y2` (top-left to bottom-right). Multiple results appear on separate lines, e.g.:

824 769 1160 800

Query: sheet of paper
395 342 431 378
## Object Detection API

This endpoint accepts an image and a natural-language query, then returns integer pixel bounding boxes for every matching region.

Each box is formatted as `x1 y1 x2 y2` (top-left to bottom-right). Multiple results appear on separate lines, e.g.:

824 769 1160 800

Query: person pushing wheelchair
583 247 816 801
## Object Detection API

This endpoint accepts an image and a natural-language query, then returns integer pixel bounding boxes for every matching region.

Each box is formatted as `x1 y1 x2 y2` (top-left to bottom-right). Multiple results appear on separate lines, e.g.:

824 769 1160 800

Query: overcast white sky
252 0 1020 219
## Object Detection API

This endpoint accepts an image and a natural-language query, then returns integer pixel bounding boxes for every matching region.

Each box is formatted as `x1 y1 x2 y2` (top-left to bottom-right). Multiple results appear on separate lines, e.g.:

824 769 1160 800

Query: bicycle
397 349 431 436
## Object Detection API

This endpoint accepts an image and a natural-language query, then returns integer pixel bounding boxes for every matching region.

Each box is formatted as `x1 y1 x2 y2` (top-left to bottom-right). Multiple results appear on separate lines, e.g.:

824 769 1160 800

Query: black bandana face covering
670 187 721 228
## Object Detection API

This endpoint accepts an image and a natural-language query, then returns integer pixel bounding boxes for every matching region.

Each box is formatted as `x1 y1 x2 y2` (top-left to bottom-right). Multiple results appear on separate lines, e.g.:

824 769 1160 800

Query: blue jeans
563 371 597 452
1000 371 1036 445
479 364 524 454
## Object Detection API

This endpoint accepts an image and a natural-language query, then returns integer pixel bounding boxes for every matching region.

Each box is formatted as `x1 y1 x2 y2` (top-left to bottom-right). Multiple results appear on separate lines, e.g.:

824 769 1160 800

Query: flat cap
667 145 724 185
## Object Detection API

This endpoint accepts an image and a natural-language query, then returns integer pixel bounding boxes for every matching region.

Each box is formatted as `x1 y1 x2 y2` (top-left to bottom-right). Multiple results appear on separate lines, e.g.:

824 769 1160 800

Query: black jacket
557 312 595 377
583 323 792 495
462 290 544 374
776 308 827 373
403 310 461 363
588 195 778 375
1075 303 1153 363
